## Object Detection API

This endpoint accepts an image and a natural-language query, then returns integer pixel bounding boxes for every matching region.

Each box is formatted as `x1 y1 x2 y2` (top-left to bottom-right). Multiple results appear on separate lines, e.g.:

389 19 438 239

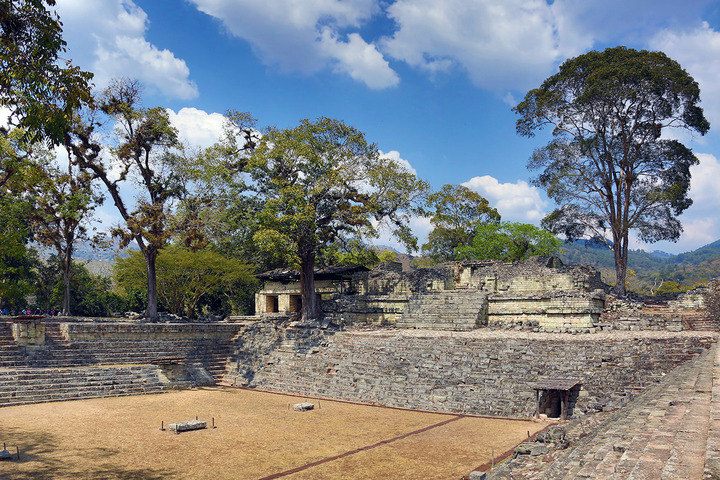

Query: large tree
29 151 101 315
66 80 190 321
515 46 709 295
421 184 500 262
248 117 428 321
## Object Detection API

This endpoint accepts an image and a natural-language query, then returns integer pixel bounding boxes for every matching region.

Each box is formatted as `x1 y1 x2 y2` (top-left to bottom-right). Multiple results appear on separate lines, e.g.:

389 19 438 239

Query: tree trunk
145 248 159 322
60 240 74 316
612 232 627 297
61 253 71 315
299 249 320 321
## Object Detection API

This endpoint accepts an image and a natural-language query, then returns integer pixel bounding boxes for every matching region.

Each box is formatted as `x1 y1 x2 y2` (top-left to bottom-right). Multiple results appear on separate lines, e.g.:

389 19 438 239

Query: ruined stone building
254 256 607 332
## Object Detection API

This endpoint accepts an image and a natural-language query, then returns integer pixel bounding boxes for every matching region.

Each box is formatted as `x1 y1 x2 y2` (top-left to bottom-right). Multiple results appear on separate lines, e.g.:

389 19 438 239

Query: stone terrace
224 326 716 417
487 341 720 479
0 319 246 406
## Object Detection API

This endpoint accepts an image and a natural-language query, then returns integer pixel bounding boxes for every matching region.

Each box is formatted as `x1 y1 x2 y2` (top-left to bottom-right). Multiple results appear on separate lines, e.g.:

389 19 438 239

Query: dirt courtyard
0 387 545 480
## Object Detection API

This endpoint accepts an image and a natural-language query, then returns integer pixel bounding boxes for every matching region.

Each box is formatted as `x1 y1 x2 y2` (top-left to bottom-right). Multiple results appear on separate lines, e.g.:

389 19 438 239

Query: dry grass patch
0 387 544 480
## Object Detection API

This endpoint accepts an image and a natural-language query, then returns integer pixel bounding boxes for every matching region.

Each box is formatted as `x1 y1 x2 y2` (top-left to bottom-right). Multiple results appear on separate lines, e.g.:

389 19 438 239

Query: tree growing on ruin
248 117 428 321
515 47 709 295
421 184 500 262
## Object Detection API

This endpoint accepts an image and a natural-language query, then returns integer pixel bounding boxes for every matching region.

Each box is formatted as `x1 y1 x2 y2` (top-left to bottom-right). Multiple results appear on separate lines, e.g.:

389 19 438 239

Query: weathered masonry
255 265 369 315
254 257 607 332
224 325 715 417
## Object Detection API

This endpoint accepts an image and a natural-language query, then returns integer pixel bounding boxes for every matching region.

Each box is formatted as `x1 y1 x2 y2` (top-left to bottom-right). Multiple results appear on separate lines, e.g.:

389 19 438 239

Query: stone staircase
491 344 718 479
0 365 167 407
0 322 237 383
395 290 487 330
0 321 246 407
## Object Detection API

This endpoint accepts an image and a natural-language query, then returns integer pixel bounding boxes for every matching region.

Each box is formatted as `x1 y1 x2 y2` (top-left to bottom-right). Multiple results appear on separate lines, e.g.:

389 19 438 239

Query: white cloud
187 0 397 89
166 108 226 149
55 0 198 99
651 22 720 129
462 175 547 222
319 31 399 89
379 150 416 175
381 0 592 91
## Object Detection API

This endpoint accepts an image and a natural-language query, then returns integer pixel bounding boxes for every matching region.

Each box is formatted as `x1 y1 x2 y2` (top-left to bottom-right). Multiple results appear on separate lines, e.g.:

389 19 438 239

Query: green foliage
114 246 257 318
318 239 382 269
457 222 561 262
421 184 499 262
515 46 709 295
0 0 92 144
377 250 398 263
247 116 428 319
249 117 428 257
655 280 683 295
0 130 40 307
35 258 122 316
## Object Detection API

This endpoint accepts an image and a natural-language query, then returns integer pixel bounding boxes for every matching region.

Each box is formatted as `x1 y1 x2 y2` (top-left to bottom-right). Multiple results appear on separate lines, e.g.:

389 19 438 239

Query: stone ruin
255 256 607 332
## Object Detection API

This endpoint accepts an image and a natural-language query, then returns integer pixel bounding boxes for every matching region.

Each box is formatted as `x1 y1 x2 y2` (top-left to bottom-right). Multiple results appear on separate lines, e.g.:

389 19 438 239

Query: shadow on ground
0 427 177 480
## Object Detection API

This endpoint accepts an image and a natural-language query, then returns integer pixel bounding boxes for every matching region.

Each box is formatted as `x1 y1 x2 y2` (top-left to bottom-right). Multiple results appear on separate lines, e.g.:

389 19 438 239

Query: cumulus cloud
166 108 226 149
380 0 592 91
651 22 720 128
55 0 198 99
462 175 547 223
379 150 417 175
187 0 398 89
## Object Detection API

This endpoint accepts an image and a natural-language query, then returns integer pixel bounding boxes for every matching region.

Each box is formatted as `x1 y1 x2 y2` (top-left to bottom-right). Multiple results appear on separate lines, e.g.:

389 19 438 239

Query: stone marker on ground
167 420 206 432
293 402 314 411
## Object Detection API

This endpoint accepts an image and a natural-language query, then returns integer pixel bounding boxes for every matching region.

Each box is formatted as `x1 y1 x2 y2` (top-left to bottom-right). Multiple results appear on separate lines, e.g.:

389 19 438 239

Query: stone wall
318 257 608 331
487 292 605 331
225 325 715 418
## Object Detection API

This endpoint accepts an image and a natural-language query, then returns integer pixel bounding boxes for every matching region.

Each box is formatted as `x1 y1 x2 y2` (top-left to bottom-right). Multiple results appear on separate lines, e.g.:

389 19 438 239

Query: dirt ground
0 387 545 480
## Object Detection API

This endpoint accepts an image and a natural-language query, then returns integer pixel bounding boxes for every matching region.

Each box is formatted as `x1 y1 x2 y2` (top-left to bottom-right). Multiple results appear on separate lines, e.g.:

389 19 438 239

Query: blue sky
53 0 720 254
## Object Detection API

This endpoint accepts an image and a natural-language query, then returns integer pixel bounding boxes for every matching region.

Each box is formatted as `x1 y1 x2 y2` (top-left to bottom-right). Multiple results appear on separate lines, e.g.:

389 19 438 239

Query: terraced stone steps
396 290 487 330
510 345 718 479
0 365 167 407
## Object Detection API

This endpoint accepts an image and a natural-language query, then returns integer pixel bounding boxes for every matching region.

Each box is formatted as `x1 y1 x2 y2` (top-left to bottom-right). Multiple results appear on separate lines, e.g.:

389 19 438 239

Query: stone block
168 420 206 432
294 402 314 411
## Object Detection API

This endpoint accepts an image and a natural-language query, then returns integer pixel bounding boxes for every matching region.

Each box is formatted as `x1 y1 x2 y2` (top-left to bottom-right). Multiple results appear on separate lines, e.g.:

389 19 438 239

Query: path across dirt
0 387 544 479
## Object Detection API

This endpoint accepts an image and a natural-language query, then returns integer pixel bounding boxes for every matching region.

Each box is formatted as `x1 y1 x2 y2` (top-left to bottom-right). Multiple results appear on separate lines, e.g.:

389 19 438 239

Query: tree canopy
114 246 256 319
67 80 197 320
457 222 561 262
248 117 428 320
0 0 92 144
515 46 709 295
421 184 499 262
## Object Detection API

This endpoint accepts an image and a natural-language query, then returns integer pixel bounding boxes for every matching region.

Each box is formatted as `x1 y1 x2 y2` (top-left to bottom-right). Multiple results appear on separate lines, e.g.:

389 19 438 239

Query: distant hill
559 238 720 290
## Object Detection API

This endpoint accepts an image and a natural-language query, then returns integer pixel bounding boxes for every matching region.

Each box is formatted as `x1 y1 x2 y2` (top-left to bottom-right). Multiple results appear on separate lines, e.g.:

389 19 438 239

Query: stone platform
487 341 720 479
